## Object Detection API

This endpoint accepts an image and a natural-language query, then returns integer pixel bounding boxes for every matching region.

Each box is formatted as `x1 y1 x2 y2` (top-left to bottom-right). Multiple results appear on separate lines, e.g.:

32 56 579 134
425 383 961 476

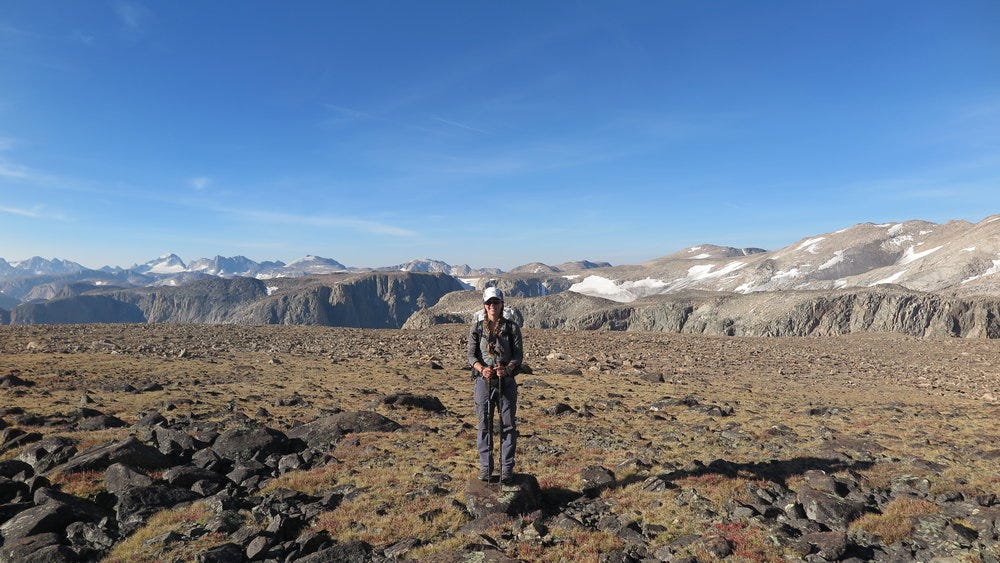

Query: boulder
464 474 541 519
0 459 33 479
294 541 373 563
0 533 77 563
162 464 228 489
104 463 155 496
50 437 173 474
1 491 108 542
17 437 77 474
287 411 401 449
0 428 42 454
797 488 866 529
76 415 128 431
212 427 299 463
116 484 200 534
580 465 616 496
381 392 446 412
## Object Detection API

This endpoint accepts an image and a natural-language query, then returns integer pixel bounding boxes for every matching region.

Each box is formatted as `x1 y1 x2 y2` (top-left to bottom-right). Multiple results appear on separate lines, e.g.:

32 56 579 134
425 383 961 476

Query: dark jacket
467 317 523 374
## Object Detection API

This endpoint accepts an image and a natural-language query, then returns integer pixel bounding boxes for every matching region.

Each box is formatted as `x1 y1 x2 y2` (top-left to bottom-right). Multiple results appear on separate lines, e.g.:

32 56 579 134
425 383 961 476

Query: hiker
467 287 523 484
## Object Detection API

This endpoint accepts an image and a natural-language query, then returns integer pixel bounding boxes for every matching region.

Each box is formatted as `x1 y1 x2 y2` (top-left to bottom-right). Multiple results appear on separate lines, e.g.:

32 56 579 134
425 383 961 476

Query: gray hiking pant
474 375 517 476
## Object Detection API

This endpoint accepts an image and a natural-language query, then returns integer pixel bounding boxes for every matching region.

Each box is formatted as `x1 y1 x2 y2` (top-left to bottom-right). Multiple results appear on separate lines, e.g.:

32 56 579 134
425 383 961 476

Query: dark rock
545 403 576 416
701 535 733 558
162 464 227 489
0 476 29 503
76 415 127 431
104 463 154 496
192 447 226 471
116 484 200 534
0 493 109 543
384 537 422 558
287 411 401 449
0 459 33 479
213 426 299 463
580 465 616 496
245 534 273 559
51 437 173 474
274 394 303 407
295 529 333 556
801 531 848 560
295 540 373 562
0 373 34 388
204 510 244 534
65 520 116 552
198 543 247 563
227 460 269 486
0 533 76 563
17 437 77 474
153 425 199 456
381 392 446 412
0 428 42 453
798 488 866 529
465 474 541 518
132 411 168 428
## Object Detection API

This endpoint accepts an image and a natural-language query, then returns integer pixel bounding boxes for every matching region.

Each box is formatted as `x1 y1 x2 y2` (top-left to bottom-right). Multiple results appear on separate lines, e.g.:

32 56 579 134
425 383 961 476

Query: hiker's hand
496 365 507 378
482 366 494 379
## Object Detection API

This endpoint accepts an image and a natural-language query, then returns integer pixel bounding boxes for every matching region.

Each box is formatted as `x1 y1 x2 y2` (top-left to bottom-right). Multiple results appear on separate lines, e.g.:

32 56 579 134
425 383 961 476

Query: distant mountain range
3 215 1000 336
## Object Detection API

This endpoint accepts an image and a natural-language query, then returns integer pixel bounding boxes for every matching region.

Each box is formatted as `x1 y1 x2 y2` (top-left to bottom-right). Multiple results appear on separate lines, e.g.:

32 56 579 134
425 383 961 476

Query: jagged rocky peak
136 253 187 275
188 255 261 277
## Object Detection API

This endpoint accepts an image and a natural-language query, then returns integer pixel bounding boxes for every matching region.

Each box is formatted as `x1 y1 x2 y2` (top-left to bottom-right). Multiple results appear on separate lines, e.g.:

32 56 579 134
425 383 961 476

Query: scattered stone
116 484 200 534
212 427 299 463
381 392 446 412
580 465 616 496
465 474 541 519
0 373 35 388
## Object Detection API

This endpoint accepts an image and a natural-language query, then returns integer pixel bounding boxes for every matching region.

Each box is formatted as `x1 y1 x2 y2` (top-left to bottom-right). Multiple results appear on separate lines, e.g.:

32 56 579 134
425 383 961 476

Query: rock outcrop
5 272 462 329
406 286 1000 338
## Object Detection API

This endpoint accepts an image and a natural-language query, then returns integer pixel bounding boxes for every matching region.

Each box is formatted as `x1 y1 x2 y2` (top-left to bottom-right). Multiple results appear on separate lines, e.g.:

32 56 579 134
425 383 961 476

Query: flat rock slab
465 474 541 519
287 411 401 449
49 437 172 475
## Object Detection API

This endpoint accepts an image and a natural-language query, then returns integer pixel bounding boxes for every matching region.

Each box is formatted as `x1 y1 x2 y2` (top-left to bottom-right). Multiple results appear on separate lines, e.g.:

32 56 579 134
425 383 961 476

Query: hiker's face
484 299 502 320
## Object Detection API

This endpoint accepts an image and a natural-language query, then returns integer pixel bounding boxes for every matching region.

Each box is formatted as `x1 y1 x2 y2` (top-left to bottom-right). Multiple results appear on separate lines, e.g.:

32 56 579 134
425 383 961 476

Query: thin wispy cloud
113 1 151 38
0 204 67 221
224 207 416 237
189 176 211 191
429 116 492 135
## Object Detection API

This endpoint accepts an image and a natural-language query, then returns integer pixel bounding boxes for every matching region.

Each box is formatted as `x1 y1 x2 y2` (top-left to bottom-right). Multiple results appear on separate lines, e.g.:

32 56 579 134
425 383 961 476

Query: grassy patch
850 497 940 544
49 469 104 498
103 501 225 562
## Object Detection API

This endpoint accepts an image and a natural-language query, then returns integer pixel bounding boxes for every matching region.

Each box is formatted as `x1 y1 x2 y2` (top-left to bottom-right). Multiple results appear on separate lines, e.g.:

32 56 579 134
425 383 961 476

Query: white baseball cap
483 287 504 303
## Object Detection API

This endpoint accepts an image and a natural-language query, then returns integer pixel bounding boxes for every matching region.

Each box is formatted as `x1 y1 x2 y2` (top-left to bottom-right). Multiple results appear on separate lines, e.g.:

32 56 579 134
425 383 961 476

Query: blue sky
1 1 998 270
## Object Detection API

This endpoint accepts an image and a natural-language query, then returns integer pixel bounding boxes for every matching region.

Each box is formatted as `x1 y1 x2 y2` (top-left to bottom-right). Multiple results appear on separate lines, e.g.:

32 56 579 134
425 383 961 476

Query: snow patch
962 260 1000 284
919 230 933 235
562 274 580 281
772 268 802 280
887 223 905 235
569 275 669 303
888 235 913 246
691 253 712 259
987 217 1000 223
458 278 479 290
962 247 976 252
266 286 278 296
688 246 702 252
834 279 848 289
796 237 825 252
898 245 943 265
870 271 906 286
819 250 845 270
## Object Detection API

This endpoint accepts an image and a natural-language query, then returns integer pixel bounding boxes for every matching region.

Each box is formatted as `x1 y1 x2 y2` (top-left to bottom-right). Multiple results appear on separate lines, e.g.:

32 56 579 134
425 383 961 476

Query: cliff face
108 277 269 323
4 272 462 328
9 295 146 325
239 272 464 328
405 287 1000 338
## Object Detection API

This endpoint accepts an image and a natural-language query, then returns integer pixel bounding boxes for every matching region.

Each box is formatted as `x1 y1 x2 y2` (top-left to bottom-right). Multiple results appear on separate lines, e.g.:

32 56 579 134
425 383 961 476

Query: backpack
472 318 519 376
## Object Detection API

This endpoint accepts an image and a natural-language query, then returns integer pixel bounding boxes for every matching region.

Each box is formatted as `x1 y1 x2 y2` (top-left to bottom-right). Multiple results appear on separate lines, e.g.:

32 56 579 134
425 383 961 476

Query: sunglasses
485 300 503 306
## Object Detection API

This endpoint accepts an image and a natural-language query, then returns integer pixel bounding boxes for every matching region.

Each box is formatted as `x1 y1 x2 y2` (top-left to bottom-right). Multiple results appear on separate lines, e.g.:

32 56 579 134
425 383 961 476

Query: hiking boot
478 469 492 482
500 473 514 486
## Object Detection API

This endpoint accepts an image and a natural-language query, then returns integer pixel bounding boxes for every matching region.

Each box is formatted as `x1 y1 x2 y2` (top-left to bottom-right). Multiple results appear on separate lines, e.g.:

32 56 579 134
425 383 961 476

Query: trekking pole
490 349 501 483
